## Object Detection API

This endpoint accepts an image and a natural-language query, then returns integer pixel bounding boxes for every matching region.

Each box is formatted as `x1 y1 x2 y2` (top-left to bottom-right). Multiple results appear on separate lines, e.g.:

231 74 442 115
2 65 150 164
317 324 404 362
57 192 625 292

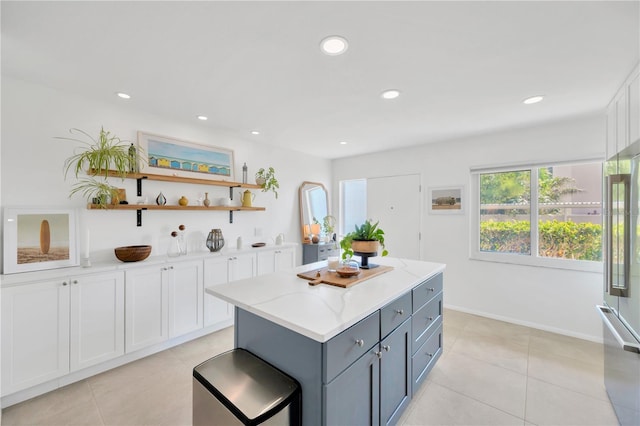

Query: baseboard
444 303 603 344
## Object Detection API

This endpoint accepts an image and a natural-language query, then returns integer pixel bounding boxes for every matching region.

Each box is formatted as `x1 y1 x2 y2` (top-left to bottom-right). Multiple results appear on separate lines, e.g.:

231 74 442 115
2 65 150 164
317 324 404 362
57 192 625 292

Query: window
340 179 367 236
472 161 602 271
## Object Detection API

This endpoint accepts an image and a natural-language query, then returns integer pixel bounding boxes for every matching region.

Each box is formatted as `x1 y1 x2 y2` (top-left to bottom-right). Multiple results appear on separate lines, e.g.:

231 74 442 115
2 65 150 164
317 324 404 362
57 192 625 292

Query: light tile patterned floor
2 310 619 425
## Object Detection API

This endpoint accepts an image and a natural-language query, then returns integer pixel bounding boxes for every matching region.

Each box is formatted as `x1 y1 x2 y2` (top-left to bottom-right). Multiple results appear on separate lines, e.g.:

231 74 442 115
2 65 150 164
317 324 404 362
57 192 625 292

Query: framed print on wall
429 186 464 214
137 132 235 181
3 208 79 274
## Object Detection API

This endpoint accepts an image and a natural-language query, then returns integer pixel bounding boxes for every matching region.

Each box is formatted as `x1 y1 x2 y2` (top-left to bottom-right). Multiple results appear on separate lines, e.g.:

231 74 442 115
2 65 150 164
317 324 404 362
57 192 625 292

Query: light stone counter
206 256 446 342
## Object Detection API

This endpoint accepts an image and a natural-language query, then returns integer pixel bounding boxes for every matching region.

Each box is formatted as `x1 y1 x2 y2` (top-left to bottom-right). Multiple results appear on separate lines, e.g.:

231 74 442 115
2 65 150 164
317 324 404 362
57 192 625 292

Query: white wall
0 77 331 266
333 114 607 341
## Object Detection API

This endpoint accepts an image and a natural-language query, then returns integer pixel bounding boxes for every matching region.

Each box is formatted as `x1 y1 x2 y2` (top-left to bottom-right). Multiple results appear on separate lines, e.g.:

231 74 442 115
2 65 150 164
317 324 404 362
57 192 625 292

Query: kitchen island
206 257 445 425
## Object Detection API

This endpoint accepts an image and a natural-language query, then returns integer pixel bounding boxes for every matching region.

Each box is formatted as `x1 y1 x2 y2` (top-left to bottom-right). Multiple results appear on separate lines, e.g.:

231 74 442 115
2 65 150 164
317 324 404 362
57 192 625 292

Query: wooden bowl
114 245 152 262
336 267 360 278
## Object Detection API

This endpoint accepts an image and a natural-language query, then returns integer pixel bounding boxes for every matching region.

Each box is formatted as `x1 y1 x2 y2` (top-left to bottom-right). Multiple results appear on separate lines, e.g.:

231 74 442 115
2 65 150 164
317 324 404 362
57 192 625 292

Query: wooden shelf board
87 204 265 211
94 170 262 189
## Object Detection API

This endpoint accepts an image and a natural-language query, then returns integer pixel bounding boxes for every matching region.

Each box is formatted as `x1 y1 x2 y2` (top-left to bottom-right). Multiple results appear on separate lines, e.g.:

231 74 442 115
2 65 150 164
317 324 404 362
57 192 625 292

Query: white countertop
206 257 446 343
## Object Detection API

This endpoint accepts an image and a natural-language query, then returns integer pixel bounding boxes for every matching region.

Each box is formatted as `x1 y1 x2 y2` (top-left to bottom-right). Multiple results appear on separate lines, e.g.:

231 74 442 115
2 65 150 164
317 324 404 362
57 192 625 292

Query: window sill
469 251 603 273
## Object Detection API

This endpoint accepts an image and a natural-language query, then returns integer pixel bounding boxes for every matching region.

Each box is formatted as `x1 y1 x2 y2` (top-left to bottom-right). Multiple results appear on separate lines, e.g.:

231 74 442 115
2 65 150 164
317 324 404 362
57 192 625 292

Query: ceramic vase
156 192 166 206
203 192 211 207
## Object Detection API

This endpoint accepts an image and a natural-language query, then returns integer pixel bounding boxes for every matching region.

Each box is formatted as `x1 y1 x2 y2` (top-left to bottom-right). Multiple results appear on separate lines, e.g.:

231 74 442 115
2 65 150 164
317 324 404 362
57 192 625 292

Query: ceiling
2 1 639 159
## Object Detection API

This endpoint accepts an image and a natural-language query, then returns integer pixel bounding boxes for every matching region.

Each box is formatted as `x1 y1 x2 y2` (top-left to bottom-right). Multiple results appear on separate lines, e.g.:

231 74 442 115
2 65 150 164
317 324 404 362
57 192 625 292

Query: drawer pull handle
383 345 391 352
427 352 434 357
72 280 78 285
395 309 404 315
62 281 68 286
355 339 364 347
428 316 434 321
375 351 383 359
428 287 435 292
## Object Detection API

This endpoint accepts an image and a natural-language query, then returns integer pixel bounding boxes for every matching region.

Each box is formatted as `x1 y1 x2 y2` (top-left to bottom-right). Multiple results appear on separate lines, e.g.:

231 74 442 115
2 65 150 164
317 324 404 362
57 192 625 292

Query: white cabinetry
2 271 124 395
607 63 640 158
203 253 255 327
125 260 203 353
256 247 295 276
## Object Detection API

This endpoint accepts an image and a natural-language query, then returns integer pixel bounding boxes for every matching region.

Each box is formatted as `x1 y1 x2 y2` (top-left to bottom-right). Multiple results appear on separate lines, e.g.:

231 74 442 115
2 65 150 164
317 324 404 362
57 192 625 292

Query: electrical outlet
254 227 263 237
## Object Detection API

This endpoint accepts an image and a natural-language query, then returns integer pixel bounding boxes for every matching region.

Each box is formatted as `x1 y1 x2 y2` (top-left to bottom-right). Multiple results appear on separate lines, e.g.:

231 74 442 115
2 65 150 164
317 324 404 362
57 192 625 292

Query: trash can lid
194 348 300 422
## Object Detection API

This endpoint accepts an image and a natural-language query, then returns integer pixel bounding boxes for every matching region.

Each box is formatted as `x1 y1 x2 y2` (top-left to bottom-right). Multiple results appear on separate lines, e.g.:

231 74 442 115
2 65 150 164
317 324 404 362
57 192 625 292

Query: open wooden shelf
98 170 262 189
87 204 265 212
87 171 266 225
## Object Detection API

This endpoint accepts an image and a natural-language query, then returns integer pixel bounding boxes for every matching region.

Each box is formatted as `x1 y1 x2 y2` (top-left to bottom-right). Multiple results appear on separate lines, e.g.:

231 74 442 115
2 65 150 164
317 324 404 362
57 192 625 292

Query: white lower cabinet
203 253 256 326
256 247 295 275
125 259 203 353
2 271 125 395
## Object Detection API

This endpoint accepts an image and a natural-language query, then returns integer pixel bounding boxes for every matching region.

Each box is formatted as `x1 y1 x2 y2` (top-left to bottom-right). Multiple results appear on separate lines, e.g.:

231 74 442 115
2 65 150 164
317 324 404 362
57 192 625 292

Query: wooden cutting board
297 265 394 288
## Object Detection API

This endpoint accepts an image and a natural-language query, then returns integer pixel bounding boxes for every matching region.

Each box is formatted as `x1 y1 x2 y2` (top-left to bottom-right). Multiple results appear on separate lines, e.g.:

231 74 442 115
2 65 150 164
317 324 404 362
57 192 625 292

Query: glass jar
206 229 225 252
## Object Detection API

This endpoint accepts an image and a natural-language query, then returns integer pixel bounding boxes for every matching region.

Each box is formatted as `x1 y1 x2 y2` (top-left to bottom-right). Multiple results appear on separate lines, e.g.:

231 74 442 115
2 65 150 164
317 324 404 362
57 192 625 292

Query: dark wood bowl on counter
114 245 152 262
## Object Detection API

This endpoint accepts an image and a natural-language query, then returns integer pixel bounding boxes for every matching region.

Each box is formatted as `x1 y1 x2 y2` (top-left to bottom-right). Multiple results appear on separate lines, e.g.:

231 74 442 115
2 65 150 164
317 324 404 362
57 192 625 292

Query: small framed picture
3 208 79 274
429 186 464 214
137 132 235 181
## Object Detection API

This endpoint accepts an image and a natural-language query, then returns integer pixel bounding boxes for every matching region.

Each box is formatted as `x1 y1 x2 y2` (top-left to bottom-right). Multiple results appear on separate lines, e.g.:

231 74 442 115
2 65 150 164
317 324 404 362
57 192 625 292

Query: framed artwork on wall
137 132 235 182
3 207 79 274
429 186 464 214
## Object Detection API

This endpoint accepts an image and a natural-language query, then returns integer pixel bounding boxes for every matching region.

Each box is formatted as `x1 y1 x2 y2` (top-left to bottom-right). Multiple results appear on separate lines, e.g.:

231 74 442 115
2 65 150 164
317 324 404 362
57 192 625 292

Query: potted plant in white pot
60 127 144 208
255 167 279 198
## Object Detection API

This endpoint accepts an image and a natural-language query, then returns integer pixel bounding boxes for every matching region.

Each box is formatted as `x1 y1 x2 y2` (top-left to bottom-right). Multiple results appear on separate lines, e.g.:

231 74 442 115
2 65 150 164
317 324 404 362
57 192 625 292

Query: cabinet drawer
317 246 339 261
380 292 412 339
412 323 442 394
323 311 380 383
411 293 442 354
412 273 443 313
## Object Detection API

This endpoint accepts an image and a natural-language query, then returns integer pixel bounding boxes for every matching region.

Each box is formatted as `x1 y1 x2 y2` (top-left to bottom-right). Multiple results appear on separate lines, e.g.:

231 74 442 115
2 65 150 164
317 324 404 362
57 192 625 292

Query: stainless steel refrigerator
601 140 640 425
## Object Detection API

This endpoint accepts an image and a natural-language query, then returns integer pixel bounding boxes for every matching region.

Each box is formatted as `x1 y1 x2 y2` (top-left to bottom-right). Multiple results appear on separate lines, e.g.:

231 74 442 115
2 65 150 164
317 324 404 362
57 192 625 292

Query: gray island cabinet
207 257 445 425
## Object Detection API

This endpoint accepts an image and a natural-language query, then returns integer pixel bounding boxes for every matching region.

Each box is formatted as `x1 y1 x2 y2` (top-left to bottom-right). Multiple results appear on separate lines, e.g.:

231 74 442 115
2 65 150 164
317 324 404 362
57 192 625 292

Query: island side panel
235 308 323 425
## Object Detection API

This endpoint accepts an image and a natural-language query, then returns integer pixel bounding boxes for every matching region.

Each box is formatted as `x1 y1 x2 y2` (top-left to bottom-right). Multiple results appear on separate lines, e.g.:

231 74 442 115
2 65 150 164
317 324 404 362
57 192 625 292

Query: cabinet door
607 100 617 159
168 260 203 337
380 319 411 426
2 279 70 394
628 69 639 145
70 271 125 371
230 253 256 281
125 266 168 353
615 89 629 151
275 247 295 271
256 250 276 276
324 350 380 426
203 256 233 327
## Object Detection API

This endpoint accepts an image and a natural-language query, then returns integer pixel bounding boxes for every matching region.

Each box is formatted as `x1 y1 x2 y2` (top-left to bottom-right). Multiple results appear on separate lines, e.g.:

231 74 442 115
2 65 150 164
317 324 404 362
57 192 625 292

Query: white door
70 271 125 371
168 260 203 338
203 257 233 327
367 174 421 260
2 279 70 394
125 266 168 353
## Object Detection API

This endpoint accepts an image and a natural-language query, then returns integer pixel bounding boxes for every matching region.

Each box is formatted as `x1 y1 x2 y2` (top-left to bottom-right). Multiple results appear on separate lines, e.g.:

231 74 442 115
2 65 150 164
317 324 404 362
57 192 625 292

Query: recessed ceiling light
251 130 260 135
197 115 208 121
339 141 348 145
116 92 131 99
320 36 348 56
381 89 400 100
523 95 544 104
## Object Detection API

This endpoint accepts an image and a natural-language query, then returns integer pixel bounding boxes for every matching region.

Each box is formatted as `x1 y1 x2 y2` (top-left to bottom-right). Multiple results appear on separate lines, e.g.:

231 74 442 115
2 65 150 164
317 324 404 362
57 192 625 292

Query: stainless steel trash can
193 348 301 426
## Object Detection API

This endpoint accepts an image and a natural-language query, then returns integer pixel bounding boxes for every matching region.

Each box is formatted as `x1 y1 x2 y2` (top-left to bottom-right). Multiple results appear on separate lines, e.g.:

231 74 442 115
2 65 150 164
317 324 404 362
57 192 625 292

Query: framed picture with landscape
429 186 464 214
3 207 79 274
137 132 235 182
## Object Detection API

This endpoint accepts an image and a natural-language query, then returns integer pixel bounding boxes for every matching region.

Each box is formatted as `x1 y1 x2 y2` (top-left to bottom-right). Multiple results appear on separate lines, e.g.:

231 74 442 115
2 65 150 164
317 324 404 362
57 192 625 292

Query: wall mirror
299 181 329 243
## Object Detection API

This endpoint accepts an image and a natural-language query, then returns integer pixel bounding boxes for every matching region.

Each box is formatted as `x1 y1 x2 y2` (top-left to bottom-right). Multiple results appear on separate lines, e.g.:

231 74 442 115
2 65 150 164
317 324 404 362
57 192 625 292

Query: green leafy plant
59 127 144 208
340 219 388 259
255 167 279 199
479 219 602 261
322 215 336 236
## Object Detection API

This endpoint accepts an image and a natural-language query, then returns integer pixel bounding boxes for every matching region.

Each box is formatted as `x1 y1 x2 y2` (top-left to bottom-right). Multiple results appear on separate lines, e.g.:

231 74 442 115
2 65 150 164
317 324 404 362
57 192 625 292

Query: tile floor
1 309 619 425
